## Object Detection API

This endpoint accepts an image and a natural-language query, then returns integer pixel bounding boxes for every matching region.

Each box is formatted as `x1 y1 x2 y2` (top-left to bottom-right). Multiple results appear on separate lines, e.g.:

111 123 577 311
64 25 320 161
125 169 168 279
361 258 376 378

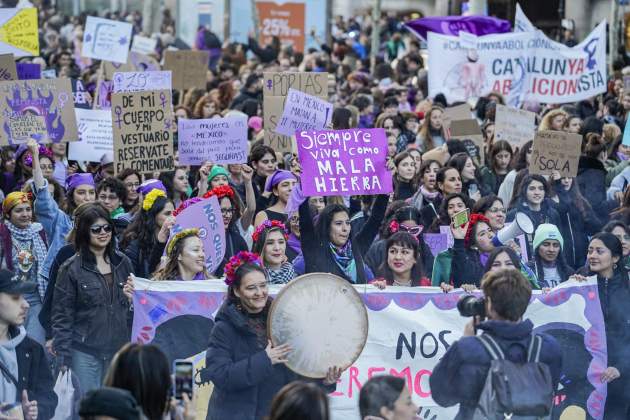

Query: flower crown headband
203 185 235 200
252 220 289 243
464 213 490 248
24 146 54 167
166 228 199 257
142 188 167 212
224 251 262 286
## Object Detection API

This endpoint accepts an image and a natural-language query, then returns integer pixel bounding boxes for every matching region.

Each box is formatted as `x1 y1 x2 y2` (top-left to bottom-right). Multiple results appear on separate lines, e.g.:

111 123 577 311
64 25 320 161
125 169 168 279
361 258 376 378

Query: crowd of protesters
0 3 630 420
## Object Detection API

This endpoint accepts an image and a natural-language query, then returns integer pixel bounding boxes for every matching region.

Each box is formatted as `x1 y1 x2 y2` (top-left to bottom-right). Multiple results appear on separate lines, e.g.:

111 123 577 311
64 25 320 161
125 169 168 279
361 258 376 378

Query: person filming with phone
430 269 563 419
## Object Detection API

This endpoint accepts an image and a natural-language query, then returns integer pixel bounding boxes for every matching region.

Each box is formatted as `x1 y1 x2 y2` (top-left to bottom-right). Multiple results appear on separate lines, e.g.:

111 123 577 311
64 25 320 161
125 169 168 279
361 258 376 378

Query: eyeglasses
98 194 119 201
221 208 234 215
488 207 506 214
40 164 54 170
90 224 113 234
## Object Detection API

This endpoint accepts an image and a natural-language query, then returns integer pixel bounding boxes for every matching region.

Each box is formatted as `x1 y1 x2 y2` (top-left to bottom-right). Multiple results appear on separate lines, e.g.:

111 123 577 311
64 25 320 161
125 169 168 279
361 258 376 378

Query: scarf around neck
330 241 358 283
420 185 440 200
6 221 47 287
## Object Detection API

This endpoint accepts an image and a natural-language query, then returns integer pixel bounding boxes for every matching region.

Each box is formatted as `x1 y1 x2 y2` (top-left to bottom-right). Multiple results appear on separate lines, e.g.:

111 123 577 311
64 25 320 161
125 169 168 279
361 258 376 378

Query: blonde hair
538 109 569 131
602 123 621 145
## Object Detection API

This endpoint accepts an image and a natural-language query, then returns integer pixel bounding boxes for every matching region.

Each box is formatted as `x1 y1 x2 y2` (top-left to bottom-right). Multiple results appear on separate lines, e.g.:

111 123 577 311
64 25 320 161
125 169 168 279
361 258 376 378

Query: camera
457 295 486 318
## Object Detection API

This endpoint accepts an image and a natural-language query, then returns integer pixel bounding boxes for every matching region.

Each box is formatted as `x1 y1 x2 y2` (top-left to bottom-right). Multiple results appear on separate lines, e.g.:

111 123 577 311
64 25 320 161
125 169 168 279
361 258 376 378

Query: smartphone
452 209 469 227
1 402 23 420
173 360 194 400
468 183 478 196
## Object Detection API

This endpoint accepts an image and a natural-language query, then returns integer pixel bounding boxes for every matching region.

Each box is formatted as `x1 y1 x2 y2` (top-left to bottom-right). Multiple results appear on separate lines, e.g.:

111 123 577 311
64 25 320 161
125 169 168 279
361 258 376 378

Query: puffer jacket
51 249 133 367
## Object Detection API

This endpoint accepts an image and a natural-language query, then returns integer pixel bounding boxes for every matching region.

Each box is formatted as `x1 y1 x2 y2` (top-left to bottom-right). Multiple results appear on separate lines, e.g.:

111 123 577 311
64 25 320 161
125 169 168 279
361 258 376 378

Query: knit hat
208 165 229 182
79 387 141 420
137 179 166 195
533 223 564 251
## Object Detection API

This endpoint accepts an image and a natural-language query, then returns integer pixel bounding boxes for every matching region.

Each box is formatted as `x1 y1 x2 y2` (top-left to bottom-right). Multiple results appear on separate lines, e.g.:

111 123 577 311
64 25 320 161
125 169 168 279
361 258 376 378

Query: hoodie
0 326 26 402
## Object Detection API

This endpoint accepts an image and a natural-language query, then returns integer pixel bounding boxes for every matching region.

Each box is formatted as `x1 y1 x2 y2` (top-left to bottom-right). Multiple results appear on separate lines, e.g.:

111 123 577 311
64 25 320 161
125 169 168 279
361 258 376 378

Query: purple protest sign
170 195 225 274
16 63 41 80
405 15 511 40
423 233 449 257
296 128 393 196
178 116 248 165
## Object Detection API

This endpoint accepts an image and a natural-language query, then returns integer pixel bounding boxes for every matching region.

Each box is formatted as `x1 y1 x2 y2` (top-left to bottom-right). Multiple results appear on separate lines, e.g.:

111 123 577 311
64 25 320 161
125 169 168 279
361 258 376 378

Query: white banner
428 15 606 105
132 278 608 420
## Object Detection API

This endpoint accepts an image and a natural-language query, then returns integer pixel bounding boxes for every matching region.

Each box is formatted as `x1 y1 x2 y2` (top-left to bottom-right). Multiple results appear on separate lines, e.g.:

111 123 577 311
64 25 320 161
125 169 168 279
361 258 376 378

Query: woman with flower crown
205 251 342 420
251 220 296 284
152 228 210 281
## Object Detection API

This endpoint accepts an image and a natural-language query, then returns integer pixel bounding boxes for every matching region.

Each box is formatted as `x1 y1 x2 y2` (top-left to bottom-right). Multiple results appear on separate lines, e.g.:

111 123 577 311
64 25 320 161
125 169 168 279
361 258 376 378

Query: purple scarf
287 233 301 254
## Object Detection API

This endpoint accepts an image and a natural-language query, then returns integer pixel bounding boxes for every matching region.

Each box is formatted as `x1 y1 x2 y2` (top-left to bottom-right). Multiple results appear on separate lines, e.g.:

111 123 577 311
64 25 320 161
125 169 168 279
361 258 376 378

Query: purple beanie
264 170 296 192
137 179 166 195
65 173 95 191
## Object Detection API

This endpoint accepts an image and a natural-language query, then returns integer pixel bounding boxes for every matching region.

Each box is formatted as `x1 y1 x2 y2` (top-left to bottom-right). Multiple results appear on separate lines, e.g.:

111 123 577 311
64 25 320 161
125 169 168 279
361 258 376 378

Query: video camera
457 295 486 318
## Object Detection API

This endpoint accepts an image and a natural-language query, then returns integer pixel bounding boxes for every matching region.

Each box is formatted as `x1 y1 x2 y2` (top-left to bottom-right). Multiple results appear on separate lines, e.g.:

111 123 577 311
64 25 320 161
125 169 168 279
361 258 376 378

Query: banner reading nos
132 279 607 420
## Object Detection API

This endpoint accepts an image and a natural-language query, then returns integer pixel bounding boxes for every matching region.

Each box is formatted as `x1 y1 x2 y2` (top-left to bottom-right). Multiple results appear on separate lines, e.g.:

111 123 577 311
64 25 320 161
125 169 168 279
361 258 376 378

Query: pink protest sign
170 195 225 274
296 128 393 196
177 116 248 165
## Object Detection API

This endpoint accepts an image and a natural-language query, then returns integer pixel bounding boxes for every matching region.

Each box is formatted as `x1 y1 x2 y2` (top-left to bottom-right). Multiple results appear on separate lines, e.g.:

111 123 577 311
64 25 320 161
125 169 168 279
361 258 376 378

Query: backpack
473 333 553 420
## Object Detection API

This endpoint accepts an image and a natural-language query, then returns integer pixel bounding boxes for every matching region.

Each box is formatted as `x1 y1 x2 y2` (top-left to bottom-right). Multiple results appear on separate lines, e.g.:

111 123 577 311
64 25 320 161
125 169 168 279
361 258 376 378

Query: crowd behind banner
0 3 629 420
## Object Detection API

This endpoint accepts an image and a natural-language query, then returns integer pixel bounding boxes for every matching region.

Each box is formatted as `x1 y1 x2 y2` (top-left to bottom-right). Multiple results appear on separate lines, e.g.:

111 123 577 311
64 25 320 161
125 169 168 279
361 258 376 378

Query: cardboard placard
0 54 17 80
449 119 485 165
69 109 113 162
82 16 132 64
275 88 332 136
263 71 328 154
529 130 581 178
494 104 536 148
163 50 209 91
111 90 174 174
0 78 78 144
0 8 39 57
178 116 248 165
16 62 40 80
296 128 393 196
8 114 47 143
113 71 172 93
442 103 470 131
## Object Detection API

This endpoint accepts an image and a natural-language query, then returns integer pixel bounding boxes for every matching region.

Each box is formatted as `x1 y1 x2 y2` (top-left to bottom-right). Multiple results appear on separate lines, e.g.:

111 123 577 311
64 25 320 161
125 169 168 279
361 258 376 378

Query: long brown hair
419 106 446 151
153 232 210 280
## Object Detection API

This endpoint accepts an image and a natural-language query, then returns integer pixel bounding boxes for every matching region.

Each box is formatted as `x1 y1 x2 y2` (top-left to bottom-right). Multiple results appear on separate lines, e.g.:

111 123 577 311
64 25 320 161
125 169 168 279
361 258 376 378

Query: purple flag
405 15 511 40
17 63 41 80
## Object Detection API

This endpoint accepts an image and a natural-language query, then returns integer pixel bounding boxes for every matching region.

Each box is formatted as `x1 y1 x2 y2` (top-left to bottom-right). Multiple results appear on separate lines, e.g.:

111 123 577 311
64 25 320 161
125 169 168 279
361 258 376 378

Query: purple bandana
264 170 296 192
65 173 95 190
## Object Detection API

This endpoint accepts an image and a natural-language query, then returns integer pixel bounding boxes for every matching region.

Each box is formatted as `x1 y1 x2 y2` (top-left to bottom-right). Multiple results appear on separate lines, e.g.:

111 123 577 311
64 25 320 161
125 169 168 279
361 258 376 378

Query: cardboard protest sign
530 130 582 178
296 128 393 196
131 35 157 55
7 114 47 143
101 52 161 81
178 116 248 165
275 88 332 136
442 103 470 132
449 119 485 165
113 71 172 93
68 109 113 162
256 2 306 52
16 62 40 80
0 78 78 144
71 79 93 109
111 89 174 174
163 50 209 91
169 196 226 274
0 8 39 57
0 54 17 80
82 16 132 64
494 104 536 148
263 72 328 154
133 278 608 420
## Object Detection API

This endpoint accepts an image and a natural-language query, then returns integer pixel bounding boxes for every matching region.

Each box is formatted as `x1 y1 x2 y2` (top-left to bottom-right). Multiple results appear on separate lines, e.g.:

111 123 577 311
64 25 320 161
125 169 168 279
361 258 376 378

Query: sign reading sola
428 6 606 106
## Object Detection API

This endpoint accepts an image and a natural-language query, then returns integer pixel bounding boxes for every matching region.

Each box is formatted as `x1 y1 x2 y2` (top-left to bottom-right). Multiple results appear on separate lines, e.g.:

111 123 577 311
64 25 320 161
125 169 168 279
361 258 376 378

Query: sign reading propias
529 130 581 178
111 89 174 174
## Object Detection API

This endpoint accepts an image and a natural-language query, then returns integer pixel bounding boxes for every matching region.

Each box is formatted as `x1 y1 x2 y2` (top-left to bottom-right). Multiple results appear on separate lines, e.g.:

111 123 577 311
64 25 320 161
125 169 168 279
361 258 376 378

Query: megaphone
492 212 534 247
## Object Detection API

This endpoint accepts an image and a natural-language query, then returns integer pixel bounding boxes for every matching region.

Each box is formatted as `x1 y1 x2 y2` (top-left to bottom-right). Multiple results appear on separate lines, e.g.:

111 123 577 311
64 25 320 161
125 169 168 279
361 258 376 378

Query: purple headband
137 179 166 195
264 170 296 192
65 173 95 190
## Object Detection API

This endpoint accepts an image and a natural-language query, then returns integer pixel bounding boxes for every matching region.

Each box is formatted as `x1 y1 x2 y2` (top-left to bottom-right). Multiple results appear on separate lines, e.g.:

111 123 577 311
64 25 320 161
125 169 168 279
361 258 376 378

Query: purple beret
65 173 95 191
137 179 166 195
264 170 296 192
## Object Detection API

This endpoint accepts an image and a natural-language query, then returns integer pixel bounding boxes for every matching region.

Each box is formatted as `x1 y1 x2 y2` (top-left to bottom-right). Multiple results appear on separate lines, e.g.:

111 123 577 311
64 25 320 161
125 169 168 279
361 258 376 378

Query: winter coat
123 238 166 278
205 301 334 420
51 250 133 367
576 156 607 213
429 319 563 420
506 199 562 263
431 250 453 286
299 194 388 284
39 244 75 340
479 166 507 195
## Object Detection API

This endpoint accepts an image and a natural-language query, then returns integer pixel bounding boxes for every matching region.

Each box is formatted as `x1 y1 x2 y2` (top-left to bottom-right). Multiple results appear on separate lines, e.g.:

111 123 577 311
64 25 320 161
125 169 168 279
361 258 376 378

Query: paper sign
170 195 226 274
178 116 248 165
458 31 478 49
263 71 328 154
41 69 56 79
94 79 113 110
449 119 485 165
71 79 93 109
68 109 113 162
0 54 16 80
131 35 157 55
423 233 449 257
494 104 536 148
8 114 48 143
163 50 209 91
0 78 78 144
82 16 132 64
0 8 39 57
111 89 174 174
101 52 161 80
275 88 332 136
296 128 393 196
113 71 172 93
16 62 40 80
530 130 581 178
442 103 470 131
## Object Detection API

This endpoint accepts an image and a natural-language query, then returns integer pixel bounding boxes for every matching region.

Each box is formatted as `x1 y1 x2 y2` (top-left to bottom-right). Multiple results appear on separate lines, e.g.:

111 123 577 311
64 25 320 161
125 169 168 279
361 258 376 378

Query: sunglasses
400 225 423 236
90 224 113 234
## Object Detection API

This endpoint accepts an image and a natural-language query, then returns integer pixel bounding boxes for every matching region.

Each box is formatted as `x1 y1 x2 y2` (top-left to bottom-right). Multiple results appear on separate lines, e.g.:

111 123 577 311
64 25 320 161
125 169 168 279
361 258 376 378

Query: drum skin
267 273 369 378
